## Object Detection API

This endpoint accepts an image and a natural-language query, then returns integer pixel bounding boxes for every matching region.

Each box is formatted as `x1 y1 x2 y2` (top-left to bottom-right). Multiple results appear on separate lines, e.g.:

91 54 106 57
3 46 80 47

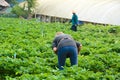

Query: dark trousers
57 46 78 70
71 25 77 31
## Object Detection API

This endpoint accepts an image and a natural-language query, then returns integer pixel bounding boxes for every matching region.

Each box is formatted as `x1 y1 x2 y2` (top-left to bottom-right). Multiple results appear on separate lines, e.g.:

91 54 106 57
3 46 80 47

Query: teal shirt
71 13 78 25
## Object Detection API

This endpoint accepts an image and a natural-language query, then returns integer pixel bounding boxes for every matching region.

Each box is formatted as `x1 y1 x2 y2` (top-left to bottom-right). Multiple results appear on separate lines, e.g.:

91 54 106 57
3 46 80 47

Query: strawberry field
0 17 120 80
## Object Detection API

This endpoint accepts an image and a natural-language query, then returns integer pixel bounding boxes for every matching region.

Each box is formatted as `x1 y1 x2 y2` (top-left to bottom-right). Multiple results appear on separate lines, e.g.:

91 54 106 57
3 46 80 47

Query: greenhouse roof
22 0 120 25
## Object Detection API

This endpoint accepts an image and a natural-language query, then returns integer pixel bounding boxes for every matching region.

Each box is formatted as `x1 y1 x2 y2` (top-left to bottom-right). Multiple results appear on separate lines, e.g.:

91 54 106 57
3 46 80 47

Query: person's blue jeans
57 46 78 70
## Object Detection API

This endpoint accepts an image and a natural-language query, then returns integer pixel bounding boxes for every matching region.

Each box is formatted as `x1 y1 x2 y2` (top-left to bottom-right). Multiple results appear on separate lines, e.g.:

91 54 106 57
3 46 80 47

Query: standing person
52 32 82 70
70 11 79 31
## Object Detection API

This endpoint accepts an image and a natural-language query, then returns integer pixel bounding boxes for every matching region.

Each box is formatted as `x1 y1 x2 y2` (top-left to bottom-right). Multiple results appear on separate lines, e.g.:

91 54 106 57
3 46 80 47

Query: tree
25 0 37 19
11 0 37 19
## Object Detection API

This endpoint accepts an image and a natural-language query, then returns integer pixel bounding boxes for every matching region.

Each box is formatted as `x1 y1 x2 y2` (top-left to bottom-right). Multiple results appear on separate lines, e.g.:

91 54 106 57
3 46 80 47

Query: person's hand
53 47 57 51
53 47 57 54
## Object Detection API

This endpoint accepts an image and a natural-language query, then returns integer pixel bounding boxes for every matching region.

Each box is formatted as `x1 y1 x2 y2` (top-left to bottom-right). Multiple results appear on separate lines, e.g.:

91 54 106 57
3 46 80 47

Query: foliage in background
11 5 28 18
11 0 37 19
26 0 36 14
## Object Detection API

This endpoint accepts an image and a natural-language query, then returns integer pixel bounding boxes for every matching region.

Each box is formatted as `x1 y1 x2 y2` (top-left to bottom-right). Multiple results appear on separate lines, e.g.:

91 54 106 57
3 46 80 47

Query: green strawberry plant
0 17 120 80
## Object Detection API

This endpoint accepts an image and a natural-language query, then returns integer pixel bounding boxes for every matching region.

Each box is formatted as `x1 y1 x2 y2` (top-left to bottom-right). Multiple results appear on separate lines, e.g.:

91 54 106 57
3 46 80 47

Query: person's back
54 34 77 51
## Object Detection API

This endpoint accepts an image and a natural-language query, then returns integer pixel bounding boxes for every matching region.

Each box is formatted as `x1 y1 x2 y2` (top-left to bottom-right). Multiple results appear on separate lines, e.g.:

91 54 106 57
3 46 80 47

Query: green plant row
0 17 120 80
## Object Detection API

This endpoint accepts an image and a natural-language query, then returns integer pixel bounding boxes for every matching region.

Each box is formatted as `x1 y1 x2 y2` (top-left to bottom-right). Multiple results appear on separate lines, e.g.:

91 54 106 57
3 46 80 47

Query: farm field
0 17 120 80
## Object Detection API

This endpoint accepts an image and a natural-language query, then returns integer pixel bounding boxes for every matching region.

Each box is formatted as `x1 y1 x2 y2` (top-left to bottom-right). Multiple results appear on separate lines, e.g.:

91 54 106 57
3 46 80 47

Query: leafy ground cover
0 17 120 80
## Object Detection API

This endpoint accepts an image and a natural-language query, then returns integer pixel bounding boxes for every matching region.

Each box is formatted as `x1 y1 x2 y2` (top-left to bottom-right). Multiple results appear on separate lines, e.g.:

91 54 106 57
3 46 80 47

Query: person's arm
76 41 82 54
78 44 82 54
52 39 58 54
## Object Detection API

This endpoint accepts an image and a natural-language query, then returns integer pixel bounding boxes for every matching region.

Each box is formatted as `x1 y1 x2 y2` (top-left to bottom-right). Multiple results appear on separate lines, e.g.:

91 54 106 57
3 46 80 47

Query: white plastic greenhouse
22 0 120 25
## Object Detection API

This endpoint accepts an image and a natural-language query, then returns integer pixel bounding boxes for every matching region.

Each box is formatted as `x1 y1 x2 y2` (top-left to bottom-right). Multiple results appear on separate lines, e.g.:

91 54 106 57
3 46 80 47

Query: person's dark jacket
52 34 80 51
71 13 78 25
